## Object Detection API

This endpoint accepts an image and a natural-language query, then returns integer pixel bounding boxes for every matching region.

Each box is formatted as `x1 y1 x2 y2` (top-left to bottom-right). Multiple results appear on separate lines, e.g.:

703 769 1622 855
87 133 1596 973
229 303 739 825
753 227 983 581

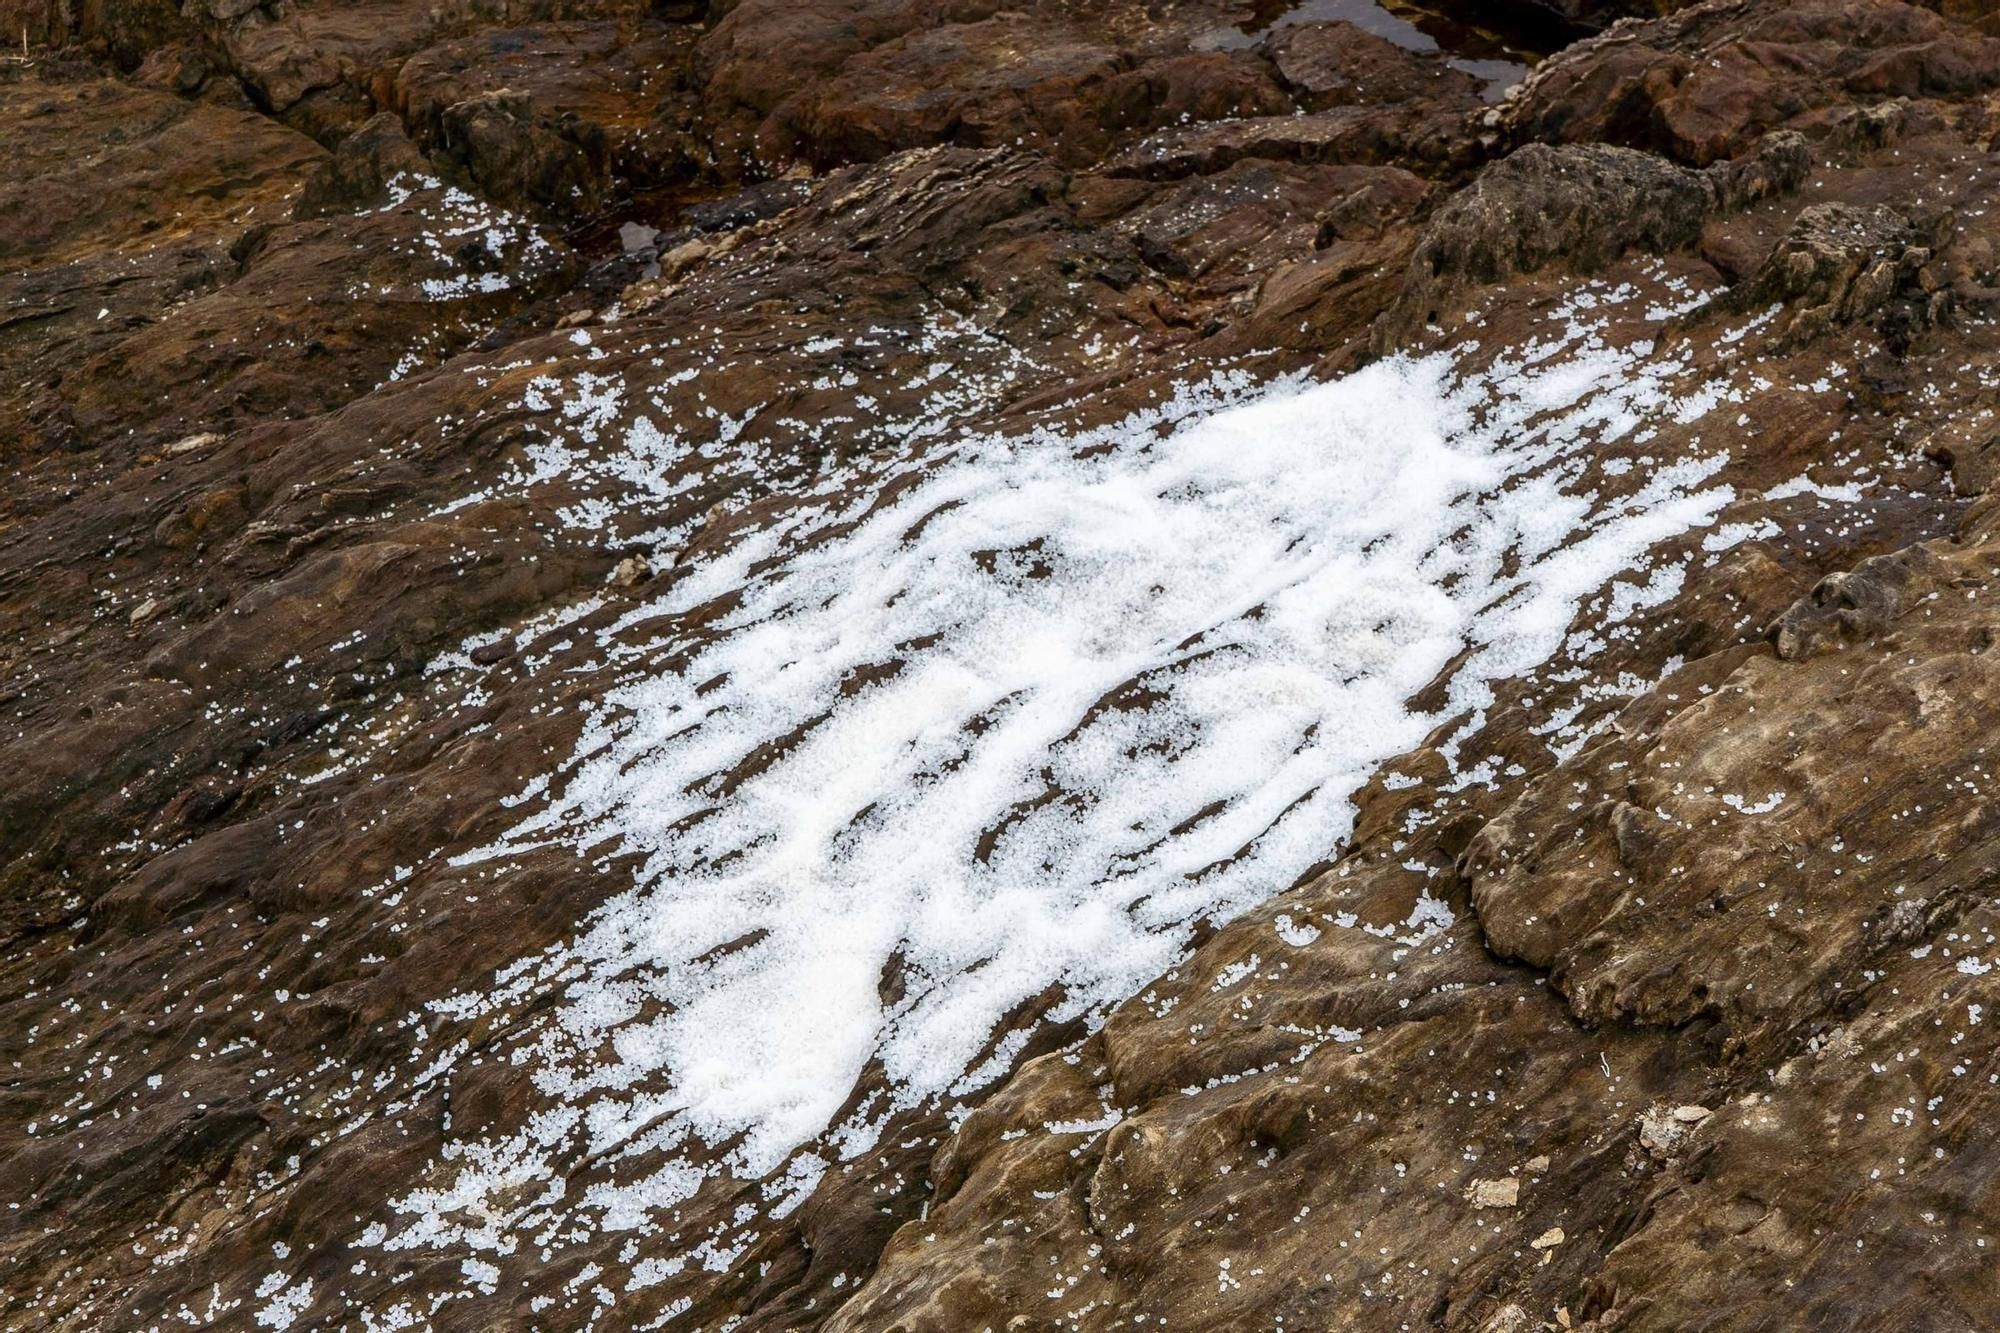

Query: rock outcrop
1377 129 1809 346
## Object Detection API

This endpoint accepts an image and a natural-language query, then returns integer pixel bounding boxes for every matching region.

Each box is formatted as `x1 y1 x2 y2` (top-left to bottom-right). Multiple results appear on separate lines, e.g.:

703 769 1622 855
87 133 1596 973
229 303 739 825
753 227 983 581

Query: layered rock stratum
6 0 2000 1329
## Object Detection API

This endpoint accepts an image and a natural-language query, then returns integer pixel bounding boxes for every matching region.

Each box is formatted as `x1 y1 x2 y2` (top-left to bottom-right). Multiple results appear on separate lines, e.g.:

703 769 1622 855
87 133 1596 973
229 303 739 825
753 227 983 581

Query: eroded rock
1378 130 1807 347
1741 200 1955 346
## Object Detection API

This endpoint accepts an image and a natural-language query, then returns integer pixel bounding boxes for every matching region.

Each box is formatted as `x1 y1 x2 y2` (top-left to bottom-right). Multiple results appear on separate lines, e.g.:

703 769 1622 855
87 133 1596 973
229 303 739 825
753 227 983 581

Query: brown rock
9 0 2000 1330
1267 20 1483 109
1739 200 1955 345
1378 131 1807 347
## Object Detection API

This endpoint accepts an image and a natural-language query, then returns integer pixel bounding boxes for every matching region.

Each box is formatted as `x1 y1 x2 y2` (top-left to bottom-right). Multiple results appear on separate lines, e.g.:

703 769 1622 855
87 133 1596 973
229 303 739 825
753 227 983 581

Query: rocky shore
6 0 2000 1329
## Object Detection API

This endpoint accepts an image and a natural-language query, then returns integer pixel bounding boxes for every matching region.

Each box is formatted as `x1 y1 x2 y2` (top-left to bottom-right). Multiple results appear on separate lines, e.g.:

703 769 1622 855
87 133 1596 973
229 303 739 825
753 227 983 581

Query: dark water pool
1195 0 1580 102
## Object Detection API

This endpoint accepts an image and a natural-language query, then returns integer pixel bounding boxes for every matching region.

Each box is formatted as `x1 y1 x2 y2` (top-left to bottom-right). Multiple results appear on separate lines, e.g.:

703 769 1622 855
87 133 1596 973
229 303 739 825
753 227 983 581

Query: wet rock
618 220 660 253
387 18 695 185
1467 1176 1523 1208
293 110 434 218
1266 19 1483 109
703 0 1302 171
1505 0 2000 166
782 29 1288 168
437 88 613 219
681 176 812 233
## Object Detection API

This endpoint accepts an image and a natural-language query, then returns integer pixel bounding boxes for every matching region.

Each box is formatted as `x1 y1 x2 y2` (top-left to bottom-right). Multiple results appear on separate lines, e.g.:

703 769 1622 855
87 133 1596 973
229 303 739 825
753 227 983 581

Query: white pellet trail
379 320 1741 1256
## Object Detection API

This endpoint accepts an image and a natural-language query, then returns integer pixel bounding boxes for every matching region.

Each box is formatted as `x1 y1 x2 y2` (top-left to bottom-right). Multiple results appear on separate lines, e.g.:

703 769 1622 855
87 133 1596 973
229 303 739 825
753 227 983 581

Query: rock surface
6 0 2000 1331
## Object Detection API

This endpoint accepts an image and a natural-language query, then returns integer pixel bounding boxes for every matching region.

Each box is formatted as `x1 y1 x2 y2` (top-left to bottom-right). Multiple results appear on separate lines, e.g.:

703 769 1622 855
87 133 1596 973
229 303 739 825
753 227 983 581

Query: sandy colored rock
1468 1176 1524 1208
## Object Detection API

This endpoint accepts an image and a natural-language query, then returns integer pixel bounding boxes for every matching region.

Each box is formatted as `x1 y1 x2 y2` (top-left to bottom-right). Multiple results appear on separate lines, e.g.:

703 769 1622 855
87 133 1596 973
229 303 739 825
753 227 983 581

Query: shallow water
1194 0 1565 102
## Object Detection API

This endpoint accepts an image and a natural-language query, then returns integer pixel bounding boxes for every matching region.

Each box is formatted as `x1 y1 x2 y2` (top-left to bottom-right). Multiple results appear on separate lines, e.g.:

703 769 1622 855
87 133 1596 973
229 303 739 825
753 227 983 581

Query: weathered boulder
1739 200 1954 345
435 87 611 217
1377 130 1807 346
1505 0 2000 165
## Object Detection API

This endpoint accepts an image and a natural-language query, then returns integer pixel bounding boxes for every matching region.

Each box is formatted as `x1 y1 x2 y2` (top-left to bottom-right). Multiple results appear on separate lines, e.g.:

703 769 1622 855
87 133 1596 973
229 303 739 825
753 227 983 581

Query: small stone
1639 1104 1706 1157
557 308 597 329
128 598 160 624
1465 1176 1520 1208
661 235 721 279
1524 1154 1550 1173
619 221 660 254
1531 1226 1566 1250
164 431 222 457
610 555 651 588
